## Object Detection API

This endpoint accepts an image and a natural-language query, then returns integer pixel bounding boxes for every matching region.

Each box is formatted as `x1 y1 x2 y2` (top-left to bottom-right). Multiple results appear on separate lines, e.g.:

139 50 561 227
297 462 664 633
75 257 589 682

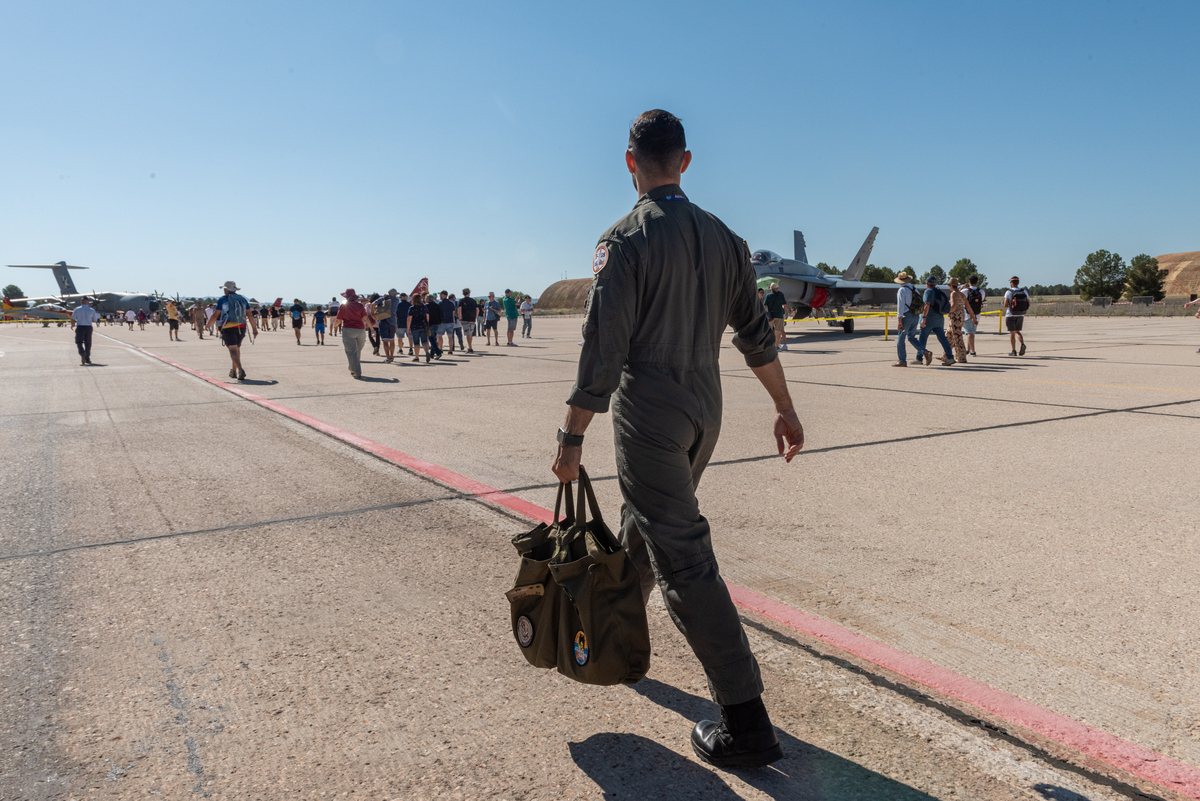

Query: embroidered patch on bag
592 245 608 275
516 616 534 648
574 630 589 665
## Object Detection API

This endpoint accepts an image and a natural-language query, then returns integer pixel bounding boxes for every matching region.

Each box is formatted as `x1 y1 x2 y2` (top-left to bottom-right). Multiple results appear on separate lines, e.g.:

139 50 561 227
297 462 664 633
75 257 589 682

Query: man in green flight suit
551 110 805 768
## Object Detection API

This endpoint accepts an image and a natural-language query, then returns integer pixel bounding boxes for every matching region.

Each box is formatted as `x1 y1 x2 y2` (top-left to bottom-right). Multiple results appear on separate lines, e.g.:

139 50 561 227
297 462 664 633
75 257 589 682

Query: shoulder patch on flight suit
592 245 609 275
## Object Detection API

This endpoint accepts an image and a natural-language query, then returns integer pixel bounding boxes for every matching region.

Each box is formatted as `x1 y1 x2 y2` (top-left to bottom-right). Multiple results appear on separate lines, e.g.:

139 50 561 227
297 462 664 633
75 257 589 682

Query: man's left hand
552 444 582 482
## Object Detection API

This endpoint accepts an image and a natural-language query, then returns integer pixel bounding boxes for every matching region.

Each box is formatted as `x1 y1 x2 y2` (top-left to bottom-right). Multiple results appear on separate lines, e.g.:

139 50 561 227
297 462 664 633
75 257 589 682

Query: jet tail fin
7 262 87 296
841 227 879 282
793 231 808 264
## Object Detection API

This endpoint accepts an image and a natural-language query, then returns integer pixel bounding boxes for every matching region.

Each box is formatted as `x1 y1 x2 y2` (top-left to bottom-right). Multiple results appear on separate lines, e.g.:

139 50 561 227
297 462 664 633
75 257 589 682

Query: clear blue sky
3 1 1197 301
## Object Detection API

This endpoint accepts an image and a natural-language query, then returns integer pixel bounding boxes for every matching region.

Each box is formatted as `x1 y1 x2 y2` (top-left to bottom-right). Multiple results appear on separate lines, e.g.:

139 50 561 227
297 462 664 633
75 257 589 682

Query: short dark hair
969 275 978 285
628 109 686 174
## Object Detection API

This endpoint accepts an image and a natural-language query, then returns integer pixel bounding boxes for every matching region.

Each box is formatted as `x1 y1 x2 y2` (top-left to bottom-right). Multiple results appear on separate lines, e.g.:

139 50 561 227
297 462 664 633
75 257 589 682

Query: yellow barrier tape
785 309 1004 324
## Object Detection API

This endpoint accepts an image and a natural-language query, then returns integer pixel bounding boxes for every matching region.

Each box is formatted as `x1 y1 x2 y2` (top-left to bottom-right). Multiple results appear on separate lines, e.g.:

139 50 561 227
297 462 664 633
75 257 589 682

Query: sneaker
238 368 246 380
467 348 474 353
1009 350 1018 356
1019 343 1026 356
229 368 237 379
425 354 431 363
413 357 419 363
938 356 954 365
924 352 933 365
891 361 908 367
969 351 977 356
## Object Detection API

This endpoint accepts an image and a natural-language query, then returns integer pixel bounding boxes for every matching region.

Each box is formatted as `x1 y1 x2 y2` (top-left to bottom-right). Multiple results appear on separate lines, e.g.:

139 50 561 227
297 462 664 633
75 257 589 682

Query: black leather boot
691 695 783 768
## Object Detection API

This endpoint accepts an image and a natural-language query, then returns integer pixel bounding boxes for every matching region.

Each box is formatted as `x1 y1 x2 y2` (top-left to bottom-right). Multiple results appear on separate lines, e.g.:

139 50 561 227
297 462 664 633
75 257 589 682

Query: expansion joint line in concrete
0 497 457 564
104 334 1200 801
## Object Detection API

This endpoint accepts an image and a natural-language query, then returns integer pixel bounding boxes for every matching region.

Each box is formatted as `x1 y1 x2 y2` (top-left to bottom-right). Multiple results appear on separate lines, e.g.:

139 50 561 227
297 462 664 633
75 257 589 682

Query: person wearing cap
437 290 457 354
893 271 925 366
1003 276 1029 356
502 289 519 346
484 292 501 345
70 296 100 365
289 298 306 345
335 289 369 377
552 110 803 769
919 276 955 366
379 289 399 363
458 289 479 352
763 282 788 351
214 280 258 380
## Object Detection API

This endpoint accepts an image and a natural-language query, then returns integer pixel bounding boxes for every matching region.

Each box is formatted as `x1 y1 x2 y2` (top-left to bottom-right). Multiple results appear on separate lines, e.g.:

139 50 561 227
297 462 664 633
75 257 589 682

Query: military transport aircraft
6 262 162 315
751 228 901 333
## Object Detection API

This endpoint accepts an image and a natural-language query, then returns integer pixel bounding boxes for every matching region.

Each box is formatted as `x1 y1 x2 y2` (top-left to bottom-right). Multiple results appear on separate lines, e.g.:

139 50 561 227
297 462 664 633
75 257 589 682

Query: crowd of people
144 284 535 380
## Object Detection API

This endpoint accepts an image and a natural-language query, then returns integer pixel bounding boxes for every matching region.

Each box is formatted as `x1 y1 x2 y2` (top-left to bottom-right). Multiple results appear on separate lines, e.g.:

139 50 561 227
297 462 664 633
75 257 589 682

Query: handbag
507 467 650 685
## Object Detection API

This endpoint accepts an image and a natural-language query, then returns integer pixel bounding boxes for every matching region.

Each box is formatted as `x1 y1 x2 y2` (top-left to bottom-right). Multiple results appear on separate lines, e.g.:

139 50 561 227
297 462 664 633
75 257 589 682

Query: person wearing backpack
919 275 956 366
964 275 984 356
1003 275 1029 356
892 271 925 367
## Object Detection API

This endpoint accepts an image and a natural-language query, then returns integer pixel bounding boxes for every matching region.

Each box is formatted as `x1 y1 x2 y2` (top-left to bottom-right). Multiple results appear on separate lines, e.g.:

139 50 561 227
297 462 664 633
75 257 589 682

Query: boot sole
691 741 784 769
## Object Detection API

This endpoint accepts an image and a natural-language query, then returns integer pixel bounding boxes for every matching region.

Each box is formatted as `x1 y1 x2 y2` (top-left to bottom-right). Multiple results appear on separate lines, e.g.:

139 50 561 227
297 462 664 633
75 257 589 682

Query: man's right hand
774 409 804 462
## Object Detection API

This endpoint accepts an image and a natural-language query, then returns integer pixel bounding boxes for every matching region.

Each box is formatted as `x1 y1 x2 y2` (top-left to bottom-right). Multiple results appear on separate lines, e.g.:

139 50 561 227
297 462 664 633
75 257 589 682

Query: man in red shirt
335 289 370 378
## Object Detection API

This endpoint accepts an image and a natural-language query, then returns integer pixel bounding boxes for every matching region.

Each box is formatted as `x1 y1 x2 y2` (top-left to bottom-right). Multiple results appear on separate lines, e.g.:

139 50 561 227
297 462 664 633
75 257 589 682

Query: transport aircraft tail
8 262 87 296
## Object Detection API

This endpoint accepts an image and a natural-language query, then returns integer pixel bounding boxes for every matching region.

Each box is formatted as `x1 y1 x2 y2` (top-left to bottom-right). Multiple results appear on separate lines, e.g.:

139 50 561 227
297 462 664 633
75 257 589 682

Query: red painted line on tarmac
125 338 1200 800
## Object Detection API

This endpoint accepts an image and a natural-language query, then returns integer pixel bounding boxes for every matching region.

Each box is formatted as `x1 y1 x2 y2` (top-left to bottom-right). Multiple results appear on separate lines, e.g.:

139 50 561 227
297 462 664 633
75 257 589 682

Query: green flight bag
507 467 650 685
507 481 575 670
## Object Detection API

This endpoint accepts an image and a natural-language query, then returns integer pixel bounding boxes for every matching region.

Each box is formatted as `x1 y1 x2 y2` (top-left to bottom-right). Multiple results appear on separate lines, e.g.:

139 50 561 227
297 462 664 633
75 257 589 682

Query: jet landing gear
842 318 854 334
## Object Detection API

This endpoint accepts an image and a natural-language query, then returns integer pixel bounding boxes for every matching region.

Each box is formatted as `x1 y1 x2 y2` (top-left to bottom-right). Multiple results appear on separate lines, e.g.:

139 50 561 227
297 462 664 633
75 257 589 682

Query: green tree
948 258 987 288
861 264 896 283
920 264 946 284
1124 254 1166 301
1074 250 1127 301
816 262 842 275
2 284 23 299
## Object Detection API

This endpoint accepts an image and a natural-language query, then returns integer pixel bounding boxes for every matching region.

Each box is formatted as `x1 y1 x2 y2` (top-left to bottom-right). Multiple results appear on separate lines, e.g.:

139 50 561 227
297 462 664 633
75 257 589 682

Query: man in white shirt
520 296 533 338
124 309 136 330
70 297 101 364
892 271 924 367
1003 276 1029 356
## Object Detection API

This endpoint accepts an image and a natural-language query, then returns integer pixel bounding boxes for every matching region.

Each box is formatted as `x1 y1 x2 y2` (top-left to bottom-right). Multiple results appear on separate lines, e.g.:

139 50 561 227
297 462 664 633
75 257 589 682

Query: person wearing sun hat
892 271 924 367
214 280 258 381
335 288 370 378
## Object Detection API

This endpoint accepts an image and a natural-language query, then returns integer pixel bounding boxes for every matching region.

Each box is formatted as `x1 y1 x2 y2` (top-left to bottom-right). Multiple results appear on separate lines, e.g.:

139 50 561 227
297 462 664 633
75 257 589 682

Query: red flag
410 278 429 297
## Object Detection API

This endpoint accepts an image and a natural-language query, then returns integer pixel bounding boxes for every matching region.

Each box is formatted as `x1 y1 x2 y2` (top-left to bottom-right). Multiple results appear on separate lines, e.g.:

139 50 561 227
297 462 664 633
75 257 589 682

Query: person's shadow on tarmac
356 375 399 383
568 678 939 800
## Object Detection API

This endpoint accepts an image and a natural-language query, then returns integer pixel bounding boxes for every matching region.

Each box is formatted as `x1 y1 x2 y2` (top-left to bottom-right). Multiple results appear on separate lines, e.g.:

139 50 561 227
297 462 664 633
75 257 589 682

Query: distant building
535 278 592 312
1157 251 1200 299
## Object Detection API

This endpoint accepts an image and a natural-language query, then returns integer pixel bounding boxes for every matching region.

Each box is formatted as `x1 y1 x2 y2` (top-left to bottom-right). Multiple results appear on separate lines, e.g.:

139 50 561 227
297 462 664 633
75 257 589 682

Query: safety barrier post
998 311 1003 334
884 312 889 340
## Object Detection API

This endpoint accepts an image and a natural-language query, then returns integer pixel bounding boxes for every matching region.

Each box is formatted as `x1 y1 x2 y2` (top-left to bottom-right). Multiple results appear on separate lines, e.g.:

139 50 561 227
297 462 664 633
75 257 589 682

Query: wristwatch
557 427 585 447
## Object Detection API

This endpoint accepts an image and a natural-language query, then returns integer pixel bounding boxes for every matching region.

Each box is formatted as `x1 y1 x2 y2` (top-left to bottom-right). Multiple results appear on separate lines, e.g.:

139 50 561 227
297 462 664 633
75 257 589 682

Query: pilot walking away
71 296 100 365
552 110 804 769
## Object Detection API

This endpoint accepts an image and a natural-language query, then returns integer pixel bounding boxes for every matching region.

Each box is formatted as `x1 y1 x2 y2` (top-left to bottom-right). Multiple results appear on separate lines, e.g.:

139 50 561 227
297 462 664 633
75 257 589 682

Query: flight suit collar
636 184 688 207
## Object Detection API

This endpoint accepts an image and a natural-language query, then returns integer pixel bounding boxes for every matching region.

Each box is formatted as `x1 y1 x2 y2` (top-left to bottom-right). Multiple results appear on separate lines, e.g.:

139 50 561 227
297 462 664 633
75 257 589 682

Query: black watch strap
557 427 585 447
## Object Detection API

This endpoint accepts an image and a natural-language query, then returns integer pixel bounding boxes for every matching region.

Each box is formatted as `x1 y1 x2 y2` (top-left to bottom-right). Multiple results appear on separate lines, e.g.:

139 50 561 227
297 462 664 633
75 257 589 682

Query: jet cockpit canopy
751 250 784 266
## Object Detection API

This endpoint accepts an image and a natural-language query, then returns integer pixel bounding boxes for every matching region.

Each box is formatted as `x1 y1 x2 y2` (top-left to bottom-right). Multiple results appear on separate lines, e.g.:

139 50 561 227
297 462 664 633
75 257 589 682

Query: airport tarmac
2 315 1197 800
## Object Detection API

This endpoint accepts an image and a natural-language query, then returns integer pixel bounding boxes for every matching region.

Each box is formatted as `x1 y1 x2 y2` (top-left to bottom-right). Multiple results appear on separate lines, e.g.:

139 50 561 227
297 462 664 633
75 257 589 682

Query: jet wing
833 280 902 291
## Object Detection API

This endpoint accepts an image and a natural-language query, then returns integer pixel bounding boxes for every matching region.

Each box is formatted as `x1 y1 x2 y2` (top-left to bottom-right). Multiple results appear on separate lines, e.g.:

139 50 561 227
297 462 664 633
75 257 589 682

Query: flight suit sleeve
566 240 637 413
728 241 777 368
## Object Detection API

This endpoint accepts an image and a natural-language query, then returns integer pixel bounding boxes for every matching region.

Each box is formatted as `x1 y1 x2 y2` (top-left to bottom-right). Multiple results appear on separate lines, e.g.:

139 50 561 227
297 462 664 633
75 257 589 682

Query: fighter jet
751 228 899 333
1 297 72 326
6 262 162 315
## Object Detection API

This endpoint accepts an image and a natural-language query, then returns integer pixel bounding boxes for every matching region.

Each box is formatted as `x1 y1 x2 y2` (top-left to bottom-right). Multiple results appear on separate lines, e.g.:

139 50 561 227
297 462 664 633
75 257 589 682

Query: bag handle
574 466 604 525
553 480 576 526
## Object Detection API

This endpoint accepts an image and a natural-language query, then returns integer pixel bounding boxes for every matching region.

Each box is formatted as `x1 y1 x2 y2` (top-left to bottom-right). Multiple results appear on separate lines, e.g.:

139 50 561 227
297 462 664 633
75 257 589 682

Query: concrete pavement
2 315 1197 799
